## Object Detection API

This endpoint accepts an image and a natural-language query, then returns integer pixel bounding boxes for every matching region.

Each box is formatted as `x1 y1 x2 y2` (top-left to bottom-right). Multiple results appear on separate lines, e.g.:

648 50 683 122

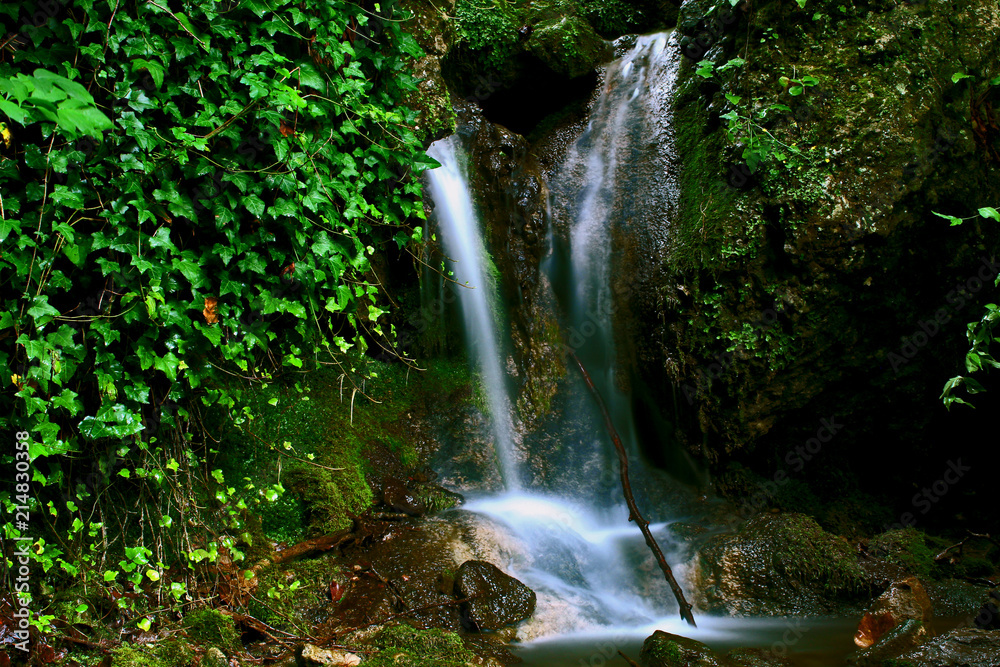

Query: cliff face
648 0 1000 525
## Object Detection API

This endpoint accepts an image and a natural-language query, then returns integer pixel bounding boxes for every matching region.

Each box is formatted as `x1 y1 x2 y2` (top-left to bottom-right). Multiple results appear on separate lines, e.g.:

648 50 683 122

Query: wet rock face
893 627 1000 667
659 0 1000 507
454 560 537 630
974 589 1000 630
452 103 567 429
854 576 932 648
694 513 870 616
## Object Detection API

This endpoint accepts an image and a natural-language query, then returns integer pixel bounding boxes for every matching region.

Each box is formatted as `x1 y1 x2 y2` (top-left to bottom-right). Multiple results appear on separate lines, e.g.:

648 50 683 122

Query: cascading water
428 32 716 648
423 33 863 665
425 137 521 491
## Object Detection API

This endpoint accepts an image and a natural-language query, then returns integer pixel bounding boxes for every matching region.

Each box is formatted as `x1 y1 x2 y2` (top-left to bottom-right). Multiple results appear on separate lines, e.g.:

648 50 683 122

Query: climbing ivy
0 0 429 607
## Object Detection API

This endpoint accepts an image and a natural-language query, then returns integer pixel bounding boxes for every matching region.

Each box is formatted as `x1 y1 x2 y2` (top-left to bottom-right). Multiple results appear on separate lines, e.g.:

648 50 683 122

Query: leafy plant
938 207 1000 409
0 0 429 627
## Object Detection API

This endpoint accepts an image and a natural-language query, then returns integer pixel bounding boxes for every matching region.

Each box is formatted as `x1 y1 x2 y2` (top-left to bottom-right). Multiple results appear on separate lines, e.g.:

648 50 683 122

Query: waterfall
425 137 521 491
428 34 693 643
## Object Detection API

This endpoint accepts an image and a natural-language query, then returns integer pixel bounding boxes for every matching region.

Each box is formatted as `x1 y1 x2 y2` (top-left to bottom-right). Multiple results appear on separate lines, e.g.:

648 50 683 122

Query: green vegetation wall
0 0 429 592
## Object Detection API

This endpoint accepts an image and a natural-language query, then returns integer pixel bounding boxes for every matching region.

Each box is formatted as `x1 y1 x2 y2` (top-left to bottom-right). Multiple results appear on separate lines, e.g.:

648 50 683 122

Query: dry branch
570 351 697 627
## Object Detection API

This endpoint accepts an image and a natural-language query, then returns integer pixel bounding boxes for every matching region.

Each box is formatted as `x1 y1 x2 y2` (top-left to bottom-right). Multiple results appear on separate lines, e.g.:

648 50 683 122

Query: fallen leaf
203 297 219 325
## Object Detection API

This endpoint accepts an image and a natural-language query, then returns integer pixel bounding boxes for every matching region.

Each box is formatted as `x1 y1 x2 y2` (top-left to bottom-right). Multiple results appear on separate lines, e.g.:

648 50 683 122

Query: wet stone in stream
455 560 538 631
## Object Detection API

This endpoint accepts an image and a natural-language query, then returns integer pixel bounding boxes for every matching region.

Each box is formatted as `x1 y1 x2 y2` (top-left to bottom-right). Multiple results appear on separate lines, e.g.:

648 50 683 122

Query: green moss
452 0 521 78
216 359 471 542
869 528 946 580
764 514 868 594
111 639 193 667
182 609 241 653
248 556 344 632
363 624 476 667
526 12 609 79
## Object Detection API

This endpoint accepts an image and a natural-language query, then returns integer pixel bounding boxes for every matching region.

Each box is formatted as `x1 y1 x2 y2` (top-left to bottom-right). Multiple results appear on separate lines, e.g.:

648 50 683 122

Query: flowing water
425 138 521 491
426 32 860 663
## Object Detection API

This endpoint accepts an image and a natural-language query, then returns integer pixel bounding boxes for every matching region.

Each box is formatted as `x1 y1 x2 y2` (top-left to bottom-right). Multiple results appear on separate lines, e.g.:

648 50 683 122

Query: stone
454 560 536 631
300 643 362 666
203 647 228 667
849 619 928 667
639 630 729 667
382 476 427 516
526 14 612 79
694 513 870 616
853 576 932 648
893 627 1000 667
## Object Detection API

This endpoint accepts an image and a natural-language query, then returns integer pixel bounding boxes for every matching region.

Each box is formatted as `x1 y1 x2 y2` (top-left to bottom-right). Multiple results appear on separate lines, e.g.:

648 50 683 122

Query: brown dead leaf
203 297 219 325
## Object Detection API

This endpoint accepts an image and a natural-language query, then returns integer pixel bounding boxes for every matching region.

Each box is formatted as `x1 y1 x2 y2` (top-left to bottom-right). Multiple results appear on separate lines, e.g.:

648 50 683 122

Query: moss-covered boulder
526 8 612 79
640 631 730 667
694 513 871 616
362 624 478 667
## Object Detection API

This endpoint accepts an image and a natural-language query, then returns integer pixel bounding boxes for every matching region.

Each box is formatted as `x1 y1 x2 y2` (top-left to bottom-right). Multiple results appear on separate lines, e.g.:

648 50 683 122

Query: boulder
853 576 932 648
694 513 870 616
639 631 729 667
849 619 928 667
526 13 611 79
454 560 536 630
893 627 1000 667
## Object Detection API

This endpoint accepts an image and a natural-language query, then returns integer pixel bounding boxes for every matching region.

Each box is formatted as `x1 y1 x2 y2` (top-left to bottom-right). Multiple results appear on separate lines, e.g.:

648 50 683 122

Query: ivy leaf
978 207 1000 221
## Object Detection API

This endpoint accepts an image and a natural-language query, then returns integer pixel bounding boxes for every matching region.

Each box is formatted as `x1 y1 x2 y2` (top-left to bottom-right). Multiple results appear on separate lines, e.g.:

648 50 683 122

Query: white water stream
427 34 703 645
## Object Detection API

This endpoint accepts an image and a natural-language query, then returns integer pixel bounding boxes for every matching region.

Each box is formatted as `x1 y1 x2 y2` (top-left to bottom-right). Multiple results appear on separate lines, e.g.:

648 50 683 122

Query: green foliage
0 0 429 618
938 207 999 409
578 0 645 37
454 0 520 74
0 69 113 139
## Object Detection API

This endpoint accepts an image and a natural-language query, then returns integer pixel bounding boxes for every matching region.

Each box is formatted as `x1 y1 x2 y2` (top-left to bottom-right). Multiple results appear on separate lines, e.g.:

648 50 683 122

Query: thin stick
617 650 641 667
569 351 696 627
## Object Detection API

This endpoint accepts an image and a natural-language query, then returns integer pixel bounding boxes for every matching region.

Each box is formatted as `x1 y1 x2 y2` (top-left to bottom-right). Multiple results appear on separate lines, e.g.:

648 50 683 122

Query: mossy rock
526 12 610 79
362 624 477 666
111 639 194 667
868 528 945 580
182 609 241 654
248 556 344 632
640 630 730 667
695 512 871 616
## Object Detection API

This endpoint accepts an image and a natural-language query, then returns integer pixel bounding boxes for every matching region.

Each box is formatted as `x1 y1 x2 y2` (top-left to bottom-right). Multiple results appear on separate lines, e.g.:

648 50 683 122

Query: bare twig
618 650 641 667
570 351 696 627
